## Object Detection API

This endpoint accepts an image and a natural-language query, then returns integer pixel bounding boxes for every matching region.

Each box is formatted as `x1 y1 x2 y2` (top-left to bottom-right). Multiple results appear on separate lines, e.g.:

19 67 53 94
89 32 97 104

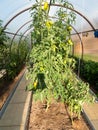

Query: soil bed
0 67 25 110
28 101 91 130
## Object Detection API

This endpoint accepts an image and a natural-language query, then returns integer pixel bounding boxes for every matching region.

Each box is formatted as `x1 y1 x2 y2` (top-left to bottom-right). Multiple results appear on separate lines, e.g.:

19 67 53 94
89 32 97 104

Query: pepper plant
27 0 94 119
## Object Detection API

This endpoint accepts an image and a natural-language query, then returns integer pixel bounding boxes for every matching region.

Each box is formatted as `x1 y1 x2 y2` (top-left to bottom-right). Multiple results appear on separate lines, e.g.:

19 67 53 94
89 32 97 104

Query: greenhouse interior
0 0 98 130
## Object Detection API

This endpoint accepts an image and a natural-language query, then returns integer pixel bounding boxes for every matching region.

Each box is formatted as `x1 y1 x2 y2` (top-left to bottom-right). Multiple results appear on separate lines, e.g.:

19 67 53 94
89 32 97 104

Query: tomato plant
26 0 94 119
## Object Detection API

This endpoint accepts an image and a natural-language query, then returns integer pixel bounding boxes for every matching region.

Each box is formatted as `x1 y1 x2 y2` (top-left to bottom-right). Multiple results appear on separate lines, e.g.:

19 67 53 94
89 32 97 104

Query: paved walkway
0 72 32 130
83 102 98 130
0 71 98 130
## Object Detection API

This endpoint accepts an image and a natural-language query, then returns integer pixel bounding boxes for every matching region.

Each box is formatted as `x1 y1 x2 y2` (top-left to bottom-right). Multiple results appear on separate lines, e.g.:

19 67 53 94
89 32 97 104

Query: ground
28 101 91 130
0 67 25 110
0 66 93 130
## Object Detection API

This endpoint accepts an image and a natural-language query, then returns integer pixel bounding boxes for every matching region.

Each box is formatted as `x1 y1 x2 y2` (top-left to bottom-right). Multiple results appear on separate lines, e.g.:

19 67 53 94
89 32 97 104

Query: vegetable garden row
0 20 29 80
0 0 98 121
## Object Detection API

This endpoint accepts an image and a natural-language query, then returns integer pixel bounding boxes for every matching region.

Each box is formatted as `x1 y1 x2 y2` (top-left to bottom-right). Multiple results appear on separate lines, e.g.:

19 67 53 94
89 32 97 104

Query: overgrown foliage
27 0 93 119
75 57 98 92
0 20 8 45
6 40 29 80
0 20 9 69
0 26 29 80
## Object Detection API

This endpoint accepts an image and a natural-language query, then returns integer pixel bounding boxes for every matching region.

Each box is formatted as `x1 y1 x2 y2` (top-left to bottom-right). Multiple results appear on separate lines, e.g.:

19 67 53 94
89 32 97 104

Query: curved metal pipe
71 26 83 77
50 16 84 60
19 24 83 77
11 20 32 43
18 22 83 60
51 3 95 31
3 7 31 30
10 20 32 53
71 26 84 60
17 28 33 56
16 15 84 78
3 3 95 32
7 11 84 62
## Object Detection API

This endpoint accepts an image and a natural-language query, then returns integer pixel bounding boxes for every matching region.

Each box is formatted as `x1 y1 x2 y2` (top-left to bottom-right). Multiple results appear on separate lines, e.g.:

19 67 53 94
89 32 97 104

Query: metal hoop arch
3 3 95 31
18 23 83 60
10 20 32 53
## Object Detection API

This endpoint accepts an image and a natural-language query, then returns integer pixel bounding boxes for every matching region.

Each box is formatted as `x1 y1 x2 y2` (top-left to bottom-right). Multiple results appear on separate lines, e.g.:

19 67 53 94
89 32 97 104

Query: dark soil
28 101 91 130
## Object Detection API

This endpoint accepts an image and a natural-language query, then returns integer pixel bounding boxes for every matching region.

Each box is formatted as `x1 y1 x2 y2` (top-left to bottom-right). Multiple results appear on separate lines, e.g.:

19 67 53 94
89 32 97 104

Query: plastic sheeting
0 0 98 57
0 0 98 33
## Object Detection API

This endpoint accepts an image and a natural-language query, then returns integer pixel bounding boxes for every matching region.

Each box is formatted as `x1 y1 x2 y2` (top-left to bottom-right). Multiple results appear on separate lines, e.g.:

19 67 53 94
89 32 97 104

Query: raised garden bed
28 101 91 130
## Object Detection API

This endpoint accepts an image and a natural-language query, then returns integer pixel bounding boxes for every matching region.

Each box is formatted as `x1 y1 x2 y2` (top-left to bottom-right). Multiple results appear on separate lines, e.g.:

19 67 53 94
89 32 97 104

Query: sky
0 0 98 34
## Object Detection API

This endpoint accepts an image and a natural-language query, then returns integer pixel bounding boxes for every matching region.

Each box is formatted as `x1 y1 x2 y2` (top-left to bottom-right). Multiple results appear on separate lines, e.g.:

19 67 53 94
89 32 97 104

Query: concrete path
83 102 98 130
0 72 32 130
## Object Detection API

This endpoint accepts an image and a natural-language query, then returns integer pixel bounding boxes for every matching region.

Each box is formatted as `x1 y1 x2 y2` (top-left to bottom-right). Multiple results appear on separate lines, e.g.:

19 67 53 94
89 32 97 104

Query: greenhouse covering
0 1 98 129
0 0 98 57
